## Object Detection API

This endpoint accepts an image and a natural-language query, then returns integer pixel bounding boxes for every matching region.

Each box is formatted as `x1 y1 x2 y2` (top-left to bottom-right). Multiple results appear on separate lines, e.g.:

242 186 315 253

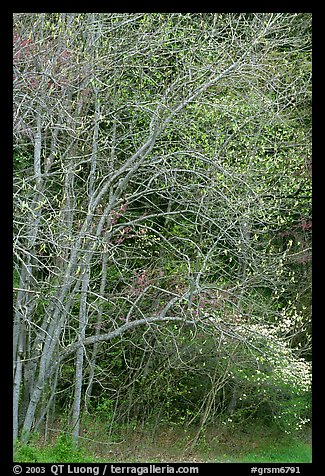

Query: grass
233 439 311 463
13 421 312 464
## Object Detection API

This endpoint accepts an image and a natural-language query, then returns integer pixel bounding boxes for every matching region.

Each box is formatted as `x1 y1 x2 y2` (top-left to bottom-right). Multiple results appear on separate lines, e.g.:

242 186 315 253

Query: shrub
223 324 312 433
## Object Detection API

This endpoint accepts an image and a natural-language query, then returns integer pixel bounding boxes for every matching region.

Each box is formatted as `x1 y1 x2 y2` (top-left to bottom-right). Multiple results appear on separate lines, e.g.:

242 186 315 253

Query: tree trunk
71 269 90 443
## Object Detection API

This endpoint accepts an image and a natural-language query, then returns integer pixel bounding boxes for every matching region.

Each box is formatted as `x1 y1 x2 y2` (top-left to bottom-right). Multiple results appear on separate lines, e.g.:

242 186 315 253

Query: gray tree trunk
71 269 90 443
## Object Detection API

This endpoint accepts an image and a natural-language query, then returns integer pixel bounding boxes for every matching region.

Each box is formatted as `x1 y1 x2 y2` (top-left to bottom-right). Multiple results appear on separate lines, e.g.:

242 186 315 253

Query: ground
13 422 312 463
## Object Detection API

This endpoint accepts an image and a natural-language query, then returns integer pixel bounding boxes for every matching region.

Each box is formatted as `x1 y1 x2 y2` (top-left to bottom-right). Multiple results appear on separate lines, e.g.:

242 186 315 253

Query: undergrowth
13 421 312 463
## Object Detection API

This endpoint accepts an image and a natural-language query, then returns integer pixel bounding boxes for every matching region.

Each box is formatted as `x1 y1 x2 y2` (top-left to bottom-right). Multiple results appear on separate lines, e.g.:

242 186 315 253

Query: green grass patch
236 440 311 463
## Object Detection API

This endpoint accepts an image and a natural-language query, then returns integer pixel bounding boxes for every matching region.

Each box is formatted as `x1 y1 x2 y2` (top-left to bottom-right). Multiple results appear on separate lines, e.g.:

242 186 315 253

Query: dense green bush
14 433 89 463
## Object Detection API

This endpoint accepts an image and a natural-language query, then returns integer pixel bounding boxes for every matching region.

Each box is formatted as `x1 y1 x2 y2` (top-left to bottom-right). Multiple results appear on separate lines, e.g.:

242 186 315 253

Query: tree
13 13 311 443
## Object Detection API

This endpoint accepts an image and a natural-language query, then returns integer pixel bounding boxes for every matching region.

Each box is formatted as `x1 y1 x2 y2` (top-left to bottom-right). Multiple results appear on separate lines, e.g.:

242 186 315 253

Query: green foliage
50 433 84 461
14 442 39 463
13 150 33 173
92 397 120 436
14 433 91 463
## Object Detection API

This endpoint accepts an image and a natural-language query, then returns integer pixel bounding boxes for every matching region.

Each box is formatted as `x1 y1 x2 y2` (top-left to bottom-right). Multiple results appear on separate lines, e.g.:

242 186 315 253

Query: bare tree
13 13 311 443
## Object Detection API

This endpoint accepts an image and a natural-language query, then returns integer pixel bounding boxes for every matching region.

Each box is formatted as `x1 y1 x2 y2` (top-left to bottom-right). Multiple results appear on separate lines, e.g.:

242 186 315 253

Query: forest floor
88 424 312 463
14 422 312 463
